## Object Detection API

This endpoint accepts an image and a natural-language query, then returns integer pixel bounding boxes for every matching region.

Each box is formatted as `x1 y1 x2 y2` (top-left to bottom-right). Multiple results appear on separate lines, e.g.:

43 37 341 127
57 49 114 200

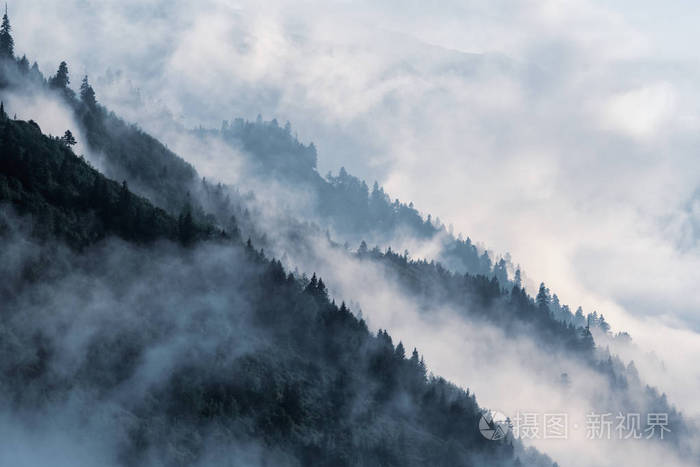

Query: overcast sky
9 0 700 406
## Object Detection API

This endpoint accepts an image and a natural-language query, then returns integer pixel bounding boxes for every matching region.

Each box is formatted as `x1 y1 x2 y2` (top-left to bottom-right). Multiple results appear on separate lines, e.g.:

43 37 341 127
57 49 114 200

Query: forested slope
0 9 695 465
0 115 544 466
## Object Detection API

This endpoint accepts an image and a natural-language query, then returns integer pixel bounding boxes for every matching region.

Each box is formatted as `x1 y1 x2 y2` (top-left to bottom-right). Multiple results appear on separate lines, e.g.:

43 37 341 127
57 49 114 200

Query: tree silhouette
358 240 368 255
62 130 77 147
536 282 551 311
17 54 28 73
0 5 14 59
50 61 70 89
395 341 406 360
80 75 97 108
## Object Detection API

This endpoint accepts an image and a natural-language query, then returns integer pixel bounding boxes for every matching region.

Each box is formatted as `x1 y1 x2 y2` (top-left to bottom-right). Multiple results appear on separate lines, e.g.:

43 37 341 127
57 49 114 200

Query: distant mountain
1 7 697 466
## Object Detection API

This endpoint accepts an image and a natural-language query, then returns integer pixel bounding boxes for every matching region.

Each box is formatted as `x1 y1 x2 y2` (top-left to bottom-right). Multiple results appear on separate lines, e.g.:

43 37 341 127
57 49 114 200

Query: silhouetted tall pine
50 61 70 89
80 75 97 109
0 6 13 59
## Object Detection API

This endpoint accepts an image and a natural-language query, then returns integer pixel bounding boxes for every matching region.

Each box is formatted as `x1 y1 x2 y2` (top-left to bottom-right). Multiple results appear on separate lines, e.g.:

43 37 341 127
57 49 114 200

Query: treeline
195 117 500 278
0 116 215 247
0 6 688 462
353 230 686 445
0 9 545 465
202 115 628 328
0 168 537 466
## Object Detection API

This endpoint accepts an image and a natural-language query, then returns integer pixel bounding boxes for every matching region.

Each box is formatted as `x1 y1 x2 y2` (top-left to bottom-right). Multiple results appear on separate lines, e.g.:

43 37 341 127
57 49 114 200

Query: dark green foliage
0 103 540 464
0 98 534 463
80 74 97 109
0 118 212 247
49 60 69 89
61 129 76 146
0 23 689 464
76 96 200 216
0 225 529 467
0 7 13 59
536 283 550 311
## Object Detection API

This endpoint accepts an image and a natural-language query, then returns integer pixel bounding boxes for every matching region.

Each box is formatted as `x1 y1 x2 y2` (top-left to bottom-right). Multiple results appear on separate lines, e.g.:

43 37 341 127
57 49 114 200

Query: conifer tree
0 5 14 59
62 130 77 147
358 240 368 255
15 55 27 74
394 341 406 360
317 277 327 297
536 283 551 311
580 324 595 352
306 273 318 293
494 258 508 286
410 348 420 366
80 75 97 108
50 61 70 89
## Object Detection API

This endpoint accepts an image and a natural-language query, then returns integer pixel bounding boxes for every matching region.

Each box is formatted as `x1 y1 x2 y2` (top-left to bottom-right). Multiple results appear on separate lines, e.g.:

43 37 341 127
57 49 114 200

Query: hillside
0 115 215 248
0 7 697 466
0 116 544 466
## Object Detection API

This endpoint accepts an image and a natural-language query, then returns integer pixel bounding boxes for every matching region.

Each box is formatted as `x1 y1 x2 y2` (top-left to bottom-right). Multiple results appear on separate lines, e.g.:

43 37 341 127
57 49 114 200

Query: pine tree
80 75 97 108
494 258 508 286
306 273 318 294
410 348 420 366
317 277 327 297
514 268 522 288
358 240 368 255
551 294 561 315
574 306 585 327
0 101 5 120
536 283 551 311
50 61 70 89
0 5 14 59
62 130 77 147
17 54 28 73
580 325 595 353
394 341 406 360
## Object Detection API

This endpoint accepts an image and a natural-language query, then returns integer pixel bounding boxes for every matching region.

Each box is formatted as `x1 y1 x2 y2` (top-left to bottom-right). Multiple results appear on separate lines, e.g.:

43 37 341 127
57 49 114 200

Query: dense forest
0 10 551 466
0 98 545 467
0 6 697 466
193 120 496 277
